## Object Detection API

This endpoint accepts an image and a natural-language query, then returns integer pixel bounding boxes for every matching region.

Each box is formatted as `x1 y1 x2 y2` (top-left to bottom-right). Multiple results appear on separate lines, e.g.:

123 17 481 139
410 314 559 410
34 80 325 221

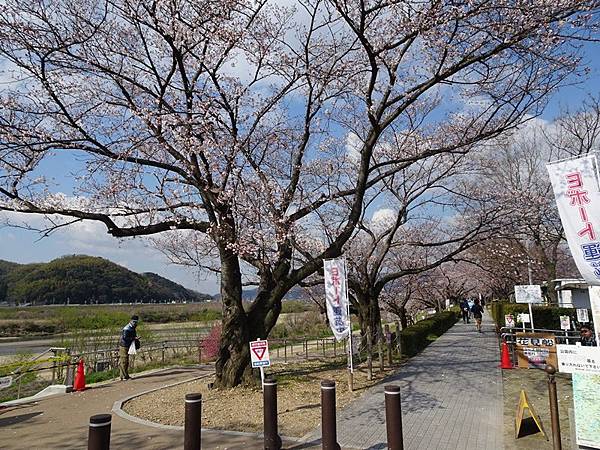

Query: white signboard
505 314 515 328
249 340 271 368
517 313 530 323
577 308 590 323
590 286 600 346
514 285 543 304
556 344 600 374
560 315 571 331
323 258 350 341
547 155 600 286
0 376 12 389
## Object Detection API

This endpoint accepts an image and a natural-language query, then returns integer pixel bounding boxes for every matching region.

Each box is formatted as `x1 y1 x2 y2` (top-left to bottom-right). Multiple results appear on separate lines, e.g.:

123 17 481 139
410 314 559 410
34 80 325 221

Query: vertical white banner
588 286 600 346
323 258 350 341
547 155 600 286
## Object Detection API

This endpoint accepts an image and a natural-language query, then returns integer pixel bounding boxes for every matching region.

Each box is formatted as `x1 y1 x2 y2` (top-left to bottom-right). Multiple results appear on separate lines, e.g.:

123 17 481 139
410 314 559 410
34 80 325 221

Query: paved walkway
307 315 504 450
0 367 307 450
1 316 504 450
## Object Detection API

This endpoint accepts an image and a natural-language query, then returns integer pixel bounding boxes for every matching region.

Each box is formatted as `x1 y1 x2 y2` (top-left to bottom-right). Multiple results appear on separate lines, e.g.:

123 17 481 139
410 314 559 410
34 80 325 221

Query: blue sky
1 41 599 296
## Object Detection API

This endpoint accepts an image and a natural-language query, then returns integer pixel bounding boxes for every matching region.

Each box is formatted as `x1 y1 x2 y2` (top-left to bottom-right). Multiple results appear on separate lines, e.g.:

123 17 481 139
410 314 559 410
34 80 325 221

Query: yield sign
250 339 271 368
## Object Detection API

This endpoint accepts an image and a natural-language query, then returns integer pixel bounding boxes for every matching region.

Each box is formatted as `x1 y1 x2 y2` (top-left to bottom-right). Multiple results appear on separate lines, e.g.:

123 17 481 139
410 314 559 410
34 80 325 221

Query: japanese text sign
516 332 558 369
323 258 350 341
577 308 589 323
548 155 600 285
556 344 600 374
249 340 271 368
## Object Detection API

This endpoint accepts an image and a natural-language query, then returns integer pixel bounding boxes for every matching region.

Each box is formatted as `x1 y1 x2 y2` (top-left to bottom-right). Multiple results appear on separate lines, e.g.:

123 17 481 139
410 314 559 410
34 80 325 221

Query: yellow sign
515 390 548 440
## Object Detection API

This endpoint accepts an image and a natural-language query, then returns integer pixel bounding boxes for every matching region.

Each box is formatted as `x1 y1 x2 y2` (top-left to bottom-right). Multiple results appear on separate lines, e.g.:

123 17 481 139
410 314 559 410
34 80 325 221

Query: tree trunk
356 294 381 348
214 243 287 388
399 305 408 329
214 249 251 388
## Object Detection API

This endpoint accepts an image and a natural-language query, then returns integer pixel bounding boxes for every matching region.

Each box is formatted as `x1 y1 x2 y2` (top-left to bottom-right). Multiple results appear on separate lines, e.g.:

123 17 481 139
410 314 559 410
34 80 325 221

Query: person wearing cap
119 315 140 380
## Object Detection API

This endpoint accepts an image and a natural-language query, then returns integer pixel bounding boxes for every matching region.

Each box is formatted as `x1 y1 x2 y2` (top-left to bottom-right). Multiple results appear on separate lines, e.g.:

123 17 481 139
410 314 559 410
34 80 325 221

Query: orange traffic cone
499 340 514 369
73 359 86 391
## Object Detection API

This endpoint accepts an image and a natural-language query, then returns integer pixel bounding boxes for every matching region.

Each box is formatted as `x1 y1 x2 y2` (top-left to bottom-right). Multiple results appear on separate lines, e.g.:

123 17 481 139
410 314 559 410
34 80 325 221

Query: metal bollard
321 380 341 450
545 365 562 450
385 385 404 450
264 377 282 450
88 414 111 450
184 393 202 450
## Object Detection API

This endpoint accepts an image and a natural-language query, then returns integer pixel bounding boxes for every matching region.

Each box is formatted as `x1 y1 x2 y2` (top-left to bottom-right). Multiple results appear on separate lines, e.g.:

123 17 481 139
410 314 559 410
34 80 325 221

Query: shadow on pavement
0 411 44 427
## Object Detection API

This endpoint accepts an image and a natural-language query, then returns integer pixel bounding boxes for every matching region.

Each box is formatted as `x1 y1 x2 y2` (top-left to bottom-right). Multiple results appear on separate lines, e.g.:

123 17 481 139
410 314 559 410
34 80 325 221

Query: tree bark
214 248 251 388
214 240 288 388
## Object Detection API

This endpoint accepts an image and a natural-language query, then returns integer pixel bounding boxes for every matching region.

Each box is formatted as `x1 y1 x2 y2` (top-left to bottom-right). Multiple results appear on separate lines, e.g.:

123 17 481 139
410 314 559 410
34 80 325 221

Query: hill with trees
0 255 212 305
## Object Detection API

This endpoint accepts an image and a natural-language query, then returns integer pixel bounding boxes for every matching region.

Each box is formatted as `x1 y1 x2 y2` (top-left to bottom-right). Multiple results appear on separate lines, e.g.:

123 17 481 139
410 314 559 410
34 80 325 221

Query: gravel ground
124 358 396 438
503 367 574 450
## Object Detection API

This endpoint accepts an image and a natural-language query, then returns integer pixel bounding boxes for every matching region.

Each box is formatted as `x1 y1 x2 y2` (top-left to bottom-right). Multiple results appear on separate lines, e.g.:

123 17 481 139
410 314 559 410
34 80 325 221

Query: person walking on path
471 299 484 333
460 299 470 324
119 315 140 380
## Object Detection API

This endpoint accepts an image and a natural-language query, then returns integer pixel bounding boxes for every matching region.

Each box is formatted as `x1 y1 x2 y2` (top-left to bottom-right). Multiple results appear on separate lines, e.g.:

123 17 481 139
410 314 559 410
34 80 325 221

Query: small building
553 278 592 309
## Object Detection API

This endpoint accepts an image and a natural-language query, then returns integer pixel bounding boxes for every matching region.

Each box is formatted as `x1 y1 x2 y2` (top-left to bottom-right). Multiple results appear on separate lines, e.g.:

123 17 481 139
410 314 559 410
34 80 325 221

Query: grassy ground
124 356 397 438
503 368 574 450
0 301 314 337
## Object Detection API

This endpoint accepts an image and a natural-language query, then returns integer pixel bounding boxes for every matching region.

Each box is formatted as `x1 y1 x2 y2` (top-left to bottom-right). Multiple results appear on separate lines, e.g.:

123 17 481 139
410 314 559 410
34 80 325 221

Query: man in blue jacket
119 315 139 380
459 299 470 324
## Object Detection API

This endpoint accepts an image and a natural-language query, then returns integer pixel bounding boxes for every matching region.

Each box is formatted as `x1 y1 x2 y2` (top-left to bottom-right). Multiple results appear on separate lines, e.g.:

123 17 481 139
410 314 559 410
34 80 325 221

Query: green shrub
399 311 460 357
490 301 590 330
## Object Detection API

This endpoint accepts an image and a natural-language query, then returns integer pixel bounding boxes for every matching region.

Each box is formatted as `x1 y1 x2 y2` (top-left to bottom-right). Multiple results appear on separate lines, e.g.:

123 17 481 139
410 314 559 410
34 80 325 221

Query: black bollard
88 414 111 450
385 385 404 450
321 380 341 450
264 377 282 449
545 365 562 450
184 393 202 450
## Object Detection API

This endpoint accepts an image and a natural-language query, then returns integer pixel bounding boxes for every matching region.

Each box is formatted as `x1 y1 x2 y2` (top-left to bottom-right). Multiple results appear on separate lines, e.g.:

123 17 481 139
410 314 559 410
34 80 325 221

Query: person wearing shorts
471 299 484 333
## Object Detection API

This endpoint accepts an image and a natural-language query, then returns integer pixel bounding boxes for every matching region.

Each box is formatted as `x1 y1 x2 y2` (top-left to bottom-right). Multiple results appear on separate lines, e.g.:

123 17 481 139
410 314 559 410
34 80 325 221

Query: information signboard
505 314 515 328
515 333 557 369
514 285 543 304
556 344 600 374
577 308 590 323
560 315 571 331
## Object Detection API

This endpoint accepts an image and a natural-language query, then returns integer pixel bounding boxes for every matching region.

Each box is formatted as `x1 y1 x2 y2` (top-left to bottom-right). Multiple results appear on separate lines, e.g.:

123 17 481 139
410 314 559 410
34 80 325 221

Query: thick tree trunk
214 249 251 388
356 293 382 349
214 243 287 388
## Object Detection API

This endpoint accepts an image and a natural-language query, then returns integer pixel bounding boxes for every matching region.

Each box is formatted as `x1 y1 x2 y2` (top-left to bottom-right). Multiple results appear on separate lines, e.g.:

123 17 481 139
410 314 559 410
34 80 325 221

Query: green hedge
399 310 460 357
491 301 592 330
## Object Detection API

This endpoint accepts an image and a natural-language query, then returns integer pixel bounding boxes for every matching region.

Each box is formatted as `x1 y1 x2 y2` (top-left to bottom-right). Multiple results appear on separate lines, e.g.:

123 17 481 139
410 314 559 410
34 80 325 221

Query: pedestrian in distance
467 298 474 320
471 299 484 333
580 326 597 346
460 299 470 324
119 315 140 380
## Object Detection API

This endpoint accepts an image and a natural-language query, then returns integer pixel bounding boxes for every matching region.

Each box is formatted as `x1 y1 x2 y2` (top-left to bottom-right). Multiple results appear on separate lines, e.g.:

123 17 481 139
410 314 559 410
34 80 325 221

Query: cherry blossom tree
0 0 598 387
468 100 600 302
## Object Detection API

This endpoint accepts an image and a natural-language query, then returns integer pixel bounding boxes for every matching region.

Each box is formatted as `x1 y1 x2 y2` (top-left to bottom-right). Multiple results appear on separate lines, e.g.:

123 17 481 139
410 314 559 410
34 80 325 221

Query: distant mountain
0 255 213 305
213 286 308 301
